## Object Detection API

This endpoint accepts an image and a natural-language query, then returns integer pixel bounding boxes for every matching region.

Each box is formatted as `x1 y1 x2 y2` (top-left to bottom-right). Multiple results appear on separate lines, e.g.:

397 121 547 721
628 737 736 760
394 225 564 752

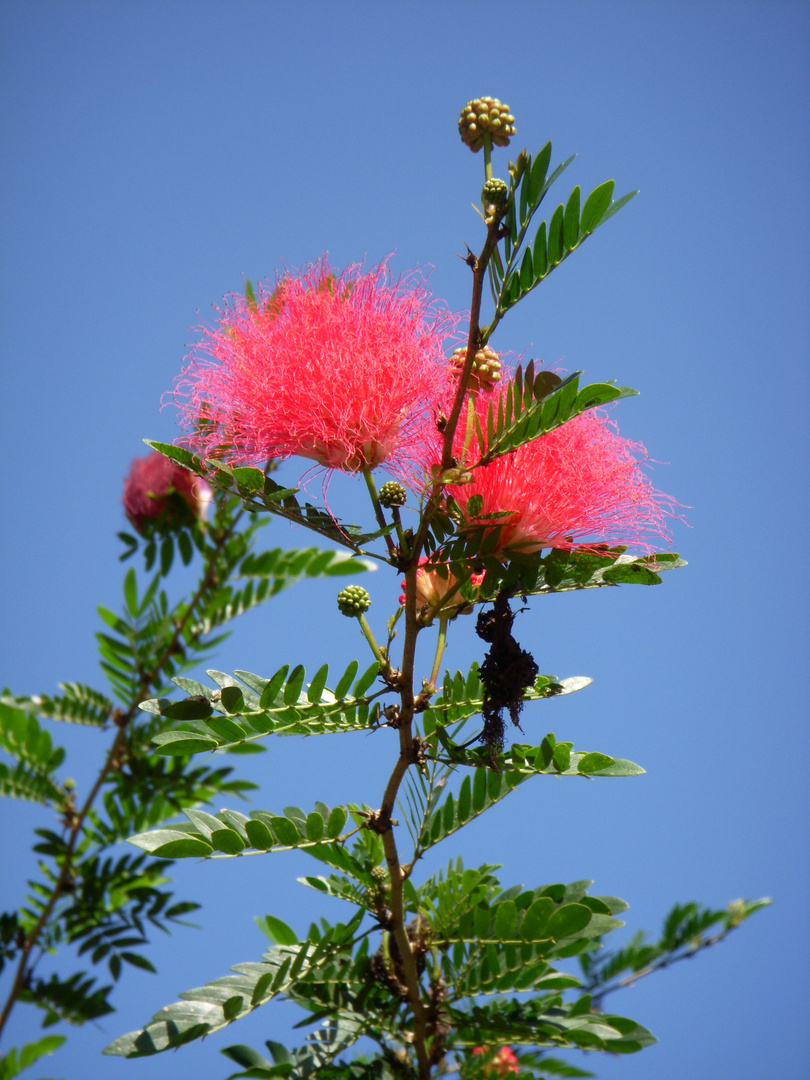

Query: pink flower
399 558 484 624
123 452 212 535
472 1046 520 1077
448 402 675 556
174 259 457 480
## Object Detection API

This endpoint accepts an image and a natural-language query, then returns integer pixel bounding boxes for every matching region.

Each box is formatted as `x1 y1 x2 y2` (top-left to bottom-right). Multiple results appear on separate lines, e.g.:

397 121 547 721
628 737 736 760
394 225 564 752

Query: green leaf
211 829 246 854
577 752 615 774
520 897 554 940
161 697 214 721
123 567 138 617
533 220 548 279
0 1034 67 1080
221 686 246 715
128 828 213 858
232 467 266 491
353 661 379 697
564 185 581 250
597 189 639 226
476 547 686 597
547 903 593 940
151 730 219 756
305 812 325 842
527 142 552 204
519 248 534 292
326 806 347 838
574 382 637 413
493 900 518 941
160 535 174 576
244 819 274 850
547 204 565 265
256 916 298 946
580 179 615 234
178 529 193 565
553 743 571 773
144 440 201 472
269 817 300 846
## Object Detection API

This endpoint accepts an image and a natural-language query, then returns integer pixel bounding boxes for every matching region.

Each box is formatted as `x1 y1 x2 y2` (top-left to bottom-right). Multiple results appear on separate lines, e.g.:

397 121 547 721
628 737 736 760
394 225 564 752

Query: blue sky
1 2 808 1078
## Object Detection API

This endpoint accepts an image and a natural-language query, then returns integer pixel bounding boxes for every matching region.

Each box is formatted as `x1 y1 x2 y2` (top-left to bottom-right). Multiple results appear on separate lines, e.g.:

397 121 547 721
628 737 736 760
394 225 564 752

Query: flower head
458 98 516 151
123 452 212 535
400 558 484 625
174 260 457 482
448 398 676 556
450 345 502 393
472 1046 520 1077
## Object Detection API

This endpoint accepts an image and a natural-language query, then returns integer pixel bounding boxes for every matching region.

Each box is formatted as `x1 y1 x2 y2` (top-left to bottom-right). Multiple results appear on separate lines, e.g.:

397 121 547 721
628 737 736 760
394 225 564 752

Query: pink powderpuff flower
399 558 485 624
447 398 676 556
174 259 458 482
123 452 212 535
472 1046 520 1077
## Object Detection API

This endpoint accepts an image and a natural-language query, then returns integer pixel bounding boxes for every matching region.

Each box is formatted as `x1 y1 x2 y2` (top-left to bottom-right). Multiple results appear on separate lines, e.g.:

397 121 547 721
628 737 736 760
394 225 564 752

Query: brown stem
0 504 243 1043
371 223 504 1079
0 725 126 1039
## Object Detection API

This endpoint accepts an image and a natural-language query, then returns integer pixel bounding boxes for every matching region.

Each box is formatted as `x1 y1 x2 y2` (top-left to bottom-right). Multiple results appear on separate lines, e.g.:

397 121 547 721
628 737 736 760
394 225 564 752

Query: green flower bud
370 866 390 884
378 481 407 508
337 585 371 617
482 177 509 207
458 97 516 152
450 345 503 392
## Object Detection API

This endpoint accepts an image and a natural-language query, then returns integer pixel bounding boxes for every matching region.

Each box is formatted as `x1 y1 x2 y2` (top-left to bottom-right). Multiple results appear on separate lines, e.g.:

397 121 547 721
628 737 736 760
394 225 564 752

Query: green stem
390 505 408 557
483 132 493 183
427 618 449 694
357 612 388 671
362 467 395 557
461 392 478 469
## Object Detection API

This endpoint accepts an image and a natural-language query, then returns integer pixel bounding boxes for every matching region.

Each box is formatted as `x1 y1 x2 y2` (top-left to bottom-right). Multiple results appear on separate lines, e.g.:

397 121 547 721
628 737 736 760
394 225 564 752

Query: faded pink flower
399 558 484 624
472 1046 520 1077
174 259 457 480
448 401 675 556
123 452 212 535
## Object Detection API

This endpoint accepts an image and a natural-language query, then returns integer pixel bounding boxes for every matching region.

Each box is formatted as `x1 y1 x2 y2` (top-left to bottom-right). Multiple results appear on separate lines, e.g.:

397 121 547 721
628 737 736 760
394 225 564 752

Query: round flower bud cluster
336 585 371 617
378 481 407 508
482 177 509 207
458 98 516 152
450 345 502 393
123 451 212 536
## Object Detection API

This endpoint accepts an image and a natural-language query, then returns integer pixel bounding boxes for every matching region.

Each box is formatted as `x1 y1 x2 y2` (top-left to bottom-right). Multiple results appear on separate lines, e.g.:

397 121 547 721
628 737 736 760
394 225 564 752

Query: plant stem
483 133 493 183
362 467 396 557
371 221 503 1078
0 503 244 1043
427 618 449 694
357 613 388 671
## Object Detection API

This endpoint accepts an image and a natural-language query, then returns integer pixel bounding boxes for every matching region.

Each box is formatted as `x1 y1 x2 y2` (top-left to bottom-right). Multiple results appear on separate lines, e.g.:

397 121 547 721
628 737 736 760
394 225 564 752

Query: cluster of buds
378 480 407 509
481 177 509 222
458 97 516 151
336 585 371 617
122 451 211 536
471 1046 519 1077
450 345 502 393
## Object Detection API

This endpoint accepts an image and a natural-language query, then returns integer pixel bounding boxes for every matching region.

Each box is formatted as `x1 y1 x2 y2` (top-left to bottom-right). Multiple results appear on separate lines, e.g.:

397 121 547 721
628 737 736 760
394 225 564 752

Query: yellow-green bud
378 481 407 509
450 345 502 392
458 97 516 152
337 585 371 617
370 866 390 884
482 177 509 207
